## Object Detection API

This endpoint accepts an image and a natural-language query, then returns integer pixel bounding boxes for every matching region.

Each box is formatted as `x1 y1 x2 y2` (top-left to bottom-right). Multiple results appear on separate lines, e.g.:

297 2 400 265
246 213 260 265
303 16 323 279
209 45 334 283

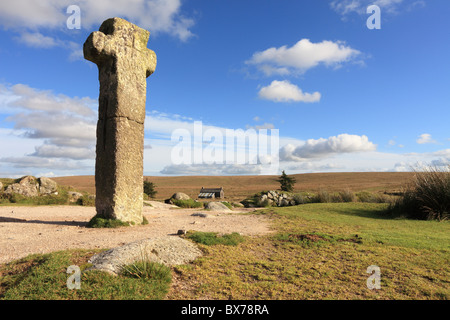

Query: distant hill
52 172 414 202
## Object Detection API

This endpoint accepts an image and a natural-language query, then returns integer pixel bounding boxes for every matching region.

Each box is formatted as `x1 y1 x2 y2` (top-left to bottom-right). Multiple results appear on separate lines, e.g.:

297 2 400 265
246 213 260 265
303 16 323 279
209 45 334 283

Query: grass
243 189 395 208
168 203 449 300
87 214 149 228
120 261 172 283
171 198 204 208
0 250 171 300
1 202 448 300
186 231 245 246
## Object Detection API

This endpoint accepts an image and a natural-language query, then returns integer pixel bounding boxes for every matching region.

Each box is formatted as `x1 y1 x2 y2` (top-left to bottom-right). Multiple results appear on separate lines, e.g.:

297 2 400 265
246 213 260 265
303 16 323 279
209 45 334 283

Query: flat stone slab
88 236 202 275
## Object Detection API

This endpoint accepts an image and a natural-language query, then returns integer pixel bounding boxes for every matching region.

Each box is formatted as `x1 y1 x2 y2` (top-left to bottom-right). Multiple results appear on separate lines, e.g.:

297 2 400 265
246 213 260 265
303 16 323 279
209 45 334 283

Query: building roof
200 187 223 193
198 192 215 198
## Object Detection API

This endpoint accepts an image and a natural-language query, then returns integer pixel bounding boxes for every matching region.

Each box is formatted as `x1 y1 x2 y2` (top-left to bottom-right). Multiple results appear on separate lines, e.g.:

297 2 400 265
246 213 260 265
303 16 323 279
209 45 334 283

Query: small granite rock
39 177 58 195
88 236 202 275
204 202 232 211
171 192 191 200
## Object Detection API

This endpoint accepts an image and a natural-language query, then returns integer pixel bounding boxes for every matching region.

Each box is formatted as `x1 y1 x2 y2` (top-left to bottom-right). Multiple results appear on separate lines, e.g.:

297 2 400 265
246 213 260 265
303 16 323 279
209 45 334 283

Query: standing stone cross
84 17 156 225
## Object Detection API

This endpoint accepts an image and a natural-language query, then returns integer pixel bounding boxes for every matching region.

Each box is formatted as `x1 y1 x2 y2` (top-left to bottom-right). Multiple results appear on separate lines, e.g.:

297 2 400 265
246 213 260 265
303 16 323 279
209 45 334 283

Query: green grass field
168 203 449 299
1 202 448 300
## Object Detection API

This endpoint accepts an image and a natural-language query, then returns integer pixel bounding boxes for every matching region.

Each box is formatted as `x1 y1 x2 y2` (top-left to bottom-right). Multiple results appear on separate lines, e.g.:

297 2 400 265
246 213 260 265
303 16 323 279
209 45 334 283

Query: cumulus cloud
160 163 263 176
30 144 95 160
416 133 437 144
330 0 401 16
1 84 96 169
258 80 321 103
246 123 275 130
0 156 90 170
280 134 377 161
330 0 425 17
287 162 343 172
0 0 195 42
15 32 59 48
12 33 83 60
431 158 450 167
246 39 361 76
8 84 96 117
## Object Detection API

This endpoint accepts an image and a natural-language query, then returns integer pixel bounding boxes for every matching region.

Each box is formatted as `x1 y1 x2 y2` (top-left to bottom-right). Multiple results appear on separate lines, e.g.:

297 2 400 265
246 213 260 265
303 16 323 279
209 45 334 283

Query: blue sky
0 0 449 177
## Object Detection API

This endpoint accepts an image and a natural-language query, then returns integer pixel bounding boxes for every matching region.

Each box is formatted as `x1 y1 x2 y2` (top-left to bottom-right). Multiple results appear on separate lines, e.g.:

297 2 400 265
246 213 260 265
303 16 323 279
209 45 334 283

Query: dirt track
0 202 272 265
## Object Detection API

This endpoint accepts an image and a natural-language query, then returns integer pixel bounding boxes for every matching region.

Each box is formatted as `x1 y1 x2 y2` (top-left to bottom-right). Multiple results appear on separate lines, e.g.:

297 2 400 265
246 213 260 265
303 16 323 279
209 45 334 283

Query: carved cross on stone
84 17 157 225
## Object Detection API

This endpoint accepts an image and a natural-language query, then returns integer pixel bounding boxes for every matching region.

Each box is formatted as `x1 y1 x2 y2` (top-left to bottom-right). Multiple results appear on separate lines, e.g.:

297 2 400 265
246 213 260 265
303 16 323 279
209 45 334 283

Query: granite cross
84 17 156 225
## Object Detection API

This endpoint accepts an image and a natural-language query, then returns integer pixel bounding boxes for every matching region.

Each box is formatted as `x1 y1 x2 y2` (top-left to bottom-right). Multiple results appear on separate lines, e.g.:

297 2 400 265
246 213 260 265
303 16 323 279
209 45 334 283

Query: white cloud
286 162 343 172
392 161 410 172
30 144 95 160
258 80 321 103
0 0 195 42
246 123 275 130
416 133 437 144
246 39 361 76
0 156 90 170
431 158 450 167
0 84 96 171
431 149 450 158
280 134 377 161
15 32 59 48
160 163 263 176
331 0 402 16
330 0 425 17
9 84 96 117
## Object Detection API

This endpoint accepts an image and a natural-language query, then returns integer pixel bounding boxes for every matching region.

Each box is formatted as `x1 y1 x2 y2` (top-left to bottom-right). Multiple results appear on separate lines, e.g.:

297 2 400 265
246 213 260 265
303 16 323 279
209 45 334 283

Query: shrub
292 193 306 205
143 180 157 199
172 198 204 208
76 194 95 206
316 190 331 203
388 164 450 221
338 189 356 202
355 191 389 203
277 170 296 192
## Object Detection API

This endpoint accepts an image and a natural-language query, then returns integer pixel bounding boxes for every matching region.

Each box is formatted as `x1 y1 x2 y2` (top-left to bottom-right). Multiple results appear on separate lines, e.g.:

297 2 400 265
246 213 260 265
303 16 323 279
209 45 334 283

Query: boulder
0 181 3 192
171 192 190 201
39 177 58 195
5 176 39 197
88 237 202 275
68 191 83 203
204 202 232 211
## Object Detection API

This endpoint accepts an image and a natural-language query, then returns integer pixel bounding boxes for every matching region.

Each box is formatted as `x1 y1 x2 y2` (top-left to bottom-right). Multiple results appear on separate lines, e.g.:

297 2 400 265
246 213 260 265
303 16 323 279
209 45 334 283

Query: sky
0 0 449 178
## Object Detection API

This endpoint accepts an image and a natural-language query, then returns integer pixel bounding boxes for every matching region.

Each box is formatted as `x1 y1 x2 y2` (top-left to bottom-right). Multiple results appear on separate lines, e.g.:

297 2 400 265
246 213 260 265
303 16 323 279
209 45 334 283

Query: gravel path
0 202 272 265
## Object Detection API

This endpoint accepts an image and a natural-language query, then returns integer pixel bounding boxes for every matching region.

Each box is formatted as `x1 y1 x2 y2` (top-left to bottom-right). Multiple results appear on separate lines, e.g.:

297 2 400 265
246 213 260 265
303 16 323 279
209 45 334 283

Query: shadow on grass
278 203 398 221
330 206 394 220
